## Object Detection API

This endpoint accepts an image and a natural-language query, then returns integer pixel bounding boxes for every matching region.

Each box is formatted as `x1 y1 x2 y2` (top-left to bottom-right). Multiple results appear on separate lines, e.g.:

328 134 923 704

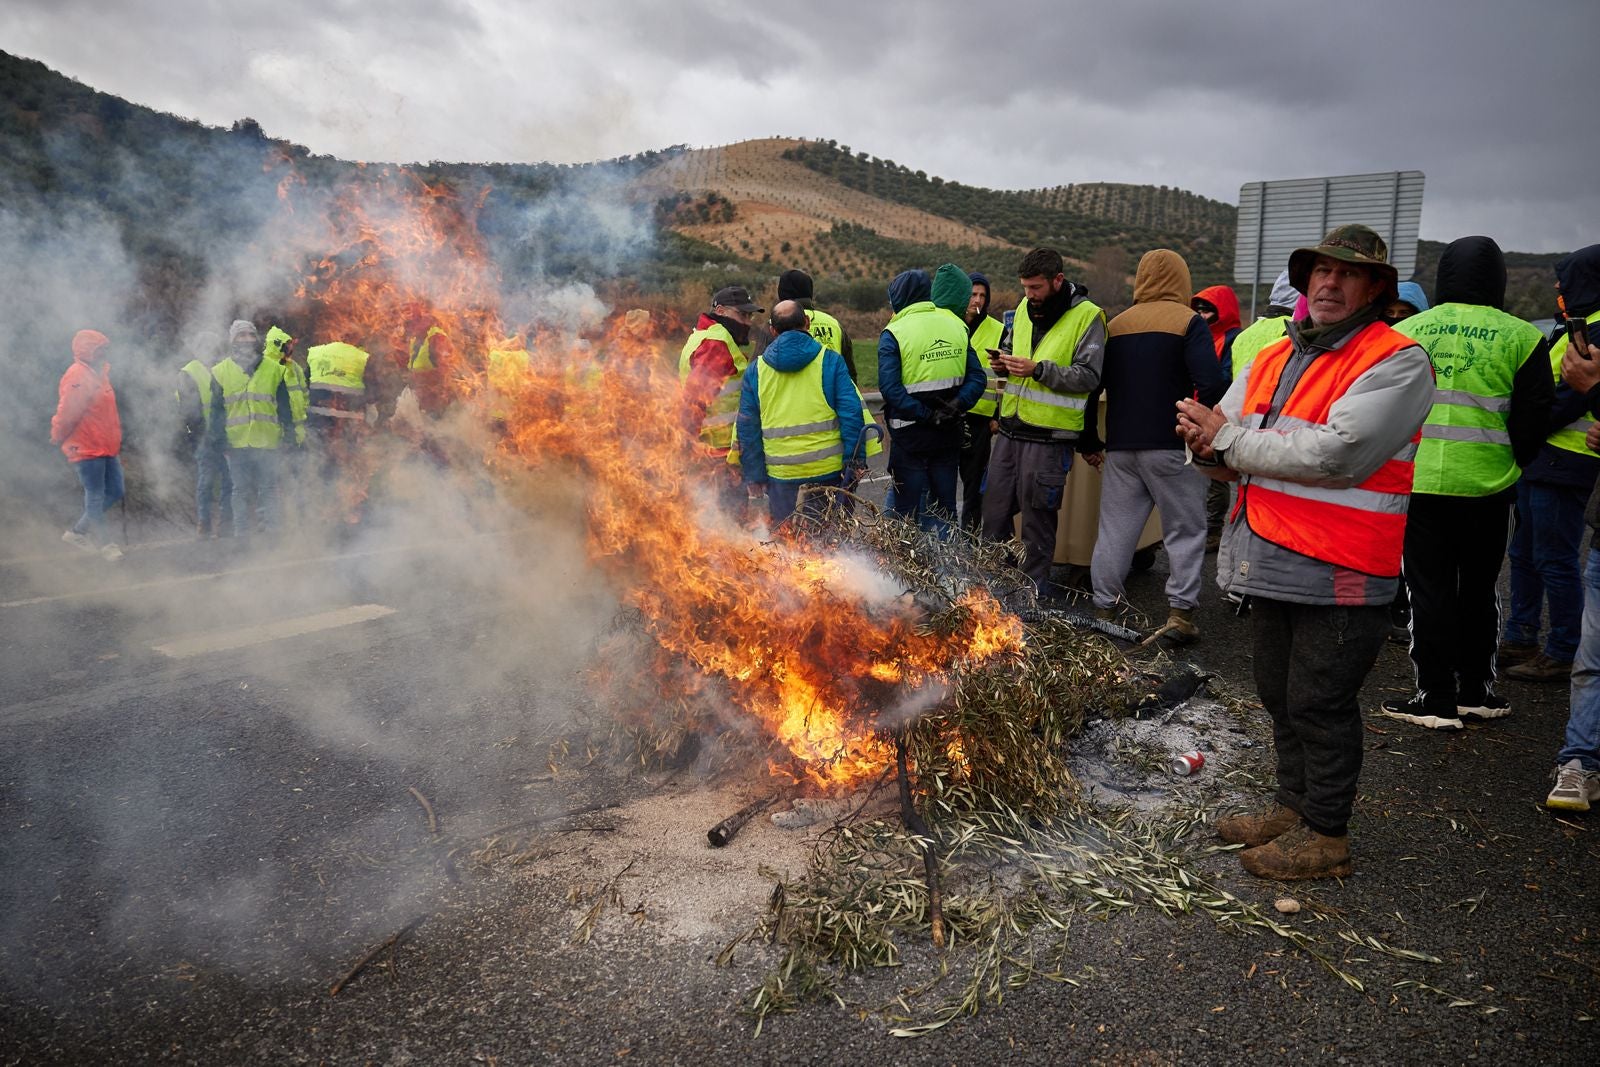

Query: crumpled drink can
1170 750 1205 776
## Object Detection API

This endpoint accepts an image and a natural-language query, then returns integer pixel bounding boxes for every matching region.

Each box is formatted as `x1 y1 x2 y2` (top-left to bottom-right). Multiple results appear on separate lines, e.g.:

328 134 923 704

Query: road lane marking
0 537 192 567
150 604 396 659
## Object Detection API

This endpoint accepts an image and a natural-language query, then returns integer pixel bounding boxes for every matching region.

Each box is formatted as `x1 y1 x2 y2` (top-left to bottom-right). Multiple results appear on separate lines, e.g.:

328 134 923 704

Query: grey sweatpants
981 433 1073 592
1091 448 1208 611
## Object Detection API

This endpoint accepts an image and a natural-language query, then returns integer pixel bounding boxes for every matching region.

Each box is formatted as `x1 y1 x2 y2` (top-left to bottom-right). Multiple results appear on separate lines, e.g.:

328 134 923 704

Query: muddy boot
1214 802 1299 847
1239 824 1352 880
1163 607 1199 645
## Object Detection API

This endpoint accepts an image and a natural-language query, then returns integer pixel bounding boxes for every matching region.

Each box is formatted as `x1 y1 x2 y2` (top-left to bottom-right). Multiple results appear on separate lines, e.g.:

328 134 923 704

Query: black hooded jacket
778 269 854 378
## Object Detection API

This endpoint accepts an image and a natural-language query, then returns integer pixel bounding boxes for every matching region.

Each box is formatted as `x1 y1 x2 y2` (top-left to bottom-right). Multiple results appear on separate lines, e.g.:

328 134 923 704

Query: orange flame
283 167 1026 788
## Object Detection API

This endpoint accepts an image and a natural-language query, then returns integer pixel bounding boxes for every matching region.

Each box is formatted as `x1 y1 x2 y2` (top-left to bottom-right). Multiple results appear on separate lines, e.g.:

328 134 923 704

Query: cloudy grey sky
4 0 1595 252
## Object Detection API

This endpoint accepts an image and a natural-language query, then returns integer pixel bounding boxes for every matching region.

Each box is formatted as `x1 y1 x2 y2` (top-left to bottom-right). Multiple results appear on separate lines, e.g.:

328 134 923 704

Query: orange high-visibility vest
1237 322 1421 577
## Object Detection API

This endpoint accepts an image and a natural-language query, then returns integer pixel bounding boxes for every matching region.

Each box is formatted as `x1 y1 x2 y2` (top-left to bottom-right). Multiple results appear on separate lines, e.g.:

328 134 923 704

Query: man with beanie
1083 250 1225 639
1381 236 1553 730
177 329 231 538
960 271 1004 533
1505 247 1600 686
211 319 292 538
1544 244 1600 811
1228 270 1300 380
778 269 855 382
983 248 1106 594
52 329 125 561
1178 224 1434 879
878 269 987 534
736 300 867 525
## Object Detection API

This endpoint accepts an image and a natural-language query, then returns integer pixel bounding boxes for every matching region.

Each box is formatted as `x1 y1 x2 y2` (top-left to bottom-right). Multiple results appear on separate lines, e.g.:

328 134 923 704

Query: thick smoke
0 117 659 1002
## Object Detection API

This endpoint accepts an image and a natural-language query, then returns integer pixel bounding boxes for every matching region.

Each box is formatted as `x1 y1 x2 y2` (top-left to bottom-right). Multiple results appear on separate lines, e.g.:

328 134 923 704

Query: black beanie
777 269 814 302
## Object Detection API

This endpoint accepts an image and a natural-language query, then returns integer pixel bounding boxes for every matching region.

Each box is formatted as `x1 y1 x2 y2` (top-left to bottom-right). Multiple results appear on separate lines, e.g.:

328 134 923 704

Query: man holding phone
981 248 1106 595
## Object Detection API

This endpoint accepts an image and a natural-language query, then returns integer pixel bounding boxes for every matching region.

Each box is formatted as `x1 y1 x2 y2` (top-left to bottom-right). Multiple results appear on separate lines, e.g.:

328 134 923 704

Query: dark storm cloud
1 0 1594 251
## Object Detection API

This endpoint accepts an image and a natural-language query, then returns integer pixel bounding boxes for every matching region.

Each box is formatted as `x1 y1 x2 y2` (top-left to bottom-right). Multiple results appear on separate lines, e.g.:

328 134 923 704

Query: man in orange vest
1175 225 1435 881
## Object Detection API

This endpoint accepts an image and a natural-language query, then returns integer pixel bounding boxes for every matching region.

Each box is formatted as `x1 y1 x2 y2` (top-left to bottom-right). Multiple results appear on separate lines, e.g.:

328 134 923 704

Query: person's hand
1176 398 1227 461
1082 451 1104 470
997 353 1037 379
1561 339 1600 394
1586 422 1600 454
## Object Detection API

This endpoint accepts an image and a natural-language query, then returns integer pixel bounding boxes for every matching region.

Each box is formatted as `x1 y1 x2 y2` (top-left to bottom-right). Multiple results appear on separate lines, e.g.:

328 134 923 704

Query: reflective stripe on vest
968 316 1004 417
179 359 213 429
806 309 844 355
1395 303 1541 496
409 325 446 371
757 356 844 480
1549 309 1600 456
212 357 284 449
883 303 969 394
1237 323 1420 576
282 360 308 444
1000 300 1101 432
1229 315 1290 380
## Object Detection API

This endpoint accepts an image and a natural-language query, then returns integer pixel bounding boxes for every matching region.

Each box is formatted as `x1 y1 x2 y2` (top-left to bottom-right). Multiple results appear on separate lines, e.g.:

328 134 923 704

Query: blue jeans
1504 480 1587 662
71 455 125 542
229 448 279 537
768 474 843 526
889 436 959 537
1561 549 1600 771
196 444 233 533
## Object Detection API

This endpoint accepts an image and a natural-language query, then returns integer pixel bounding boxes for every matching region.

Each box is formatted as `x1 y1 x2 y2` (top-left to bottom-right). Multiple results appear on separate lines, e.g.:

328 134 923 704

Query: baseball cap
711 286 763 314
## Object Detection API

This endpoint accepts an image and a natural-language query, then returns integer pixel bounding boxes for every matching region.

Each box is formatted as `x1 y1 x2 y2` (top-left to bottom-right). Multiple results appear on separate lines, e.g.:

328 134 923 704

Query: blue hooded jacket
737 329 865 485
877 269 987 433
1394 281 1430 314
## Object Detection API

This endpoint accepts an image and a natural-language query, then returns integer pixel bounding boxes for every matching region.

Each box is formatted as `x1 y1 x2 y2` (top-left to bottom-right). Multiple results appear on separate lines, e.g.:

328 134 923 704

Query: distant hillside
0 48 1570 342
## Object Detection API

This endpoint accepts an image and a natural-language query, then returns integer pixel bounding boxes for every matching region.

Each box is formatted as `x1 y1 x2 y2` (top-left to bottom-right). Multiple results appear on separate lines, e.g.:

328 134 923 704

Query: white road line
0 536 193 567
150 604 396 659
0 529 514 610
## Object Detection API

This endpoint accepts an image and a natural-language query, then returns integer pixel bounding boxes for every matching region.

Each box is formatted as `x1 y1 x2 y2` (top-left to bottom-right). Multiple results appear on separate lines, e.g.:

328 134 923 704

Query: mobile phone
1570 317 1591 357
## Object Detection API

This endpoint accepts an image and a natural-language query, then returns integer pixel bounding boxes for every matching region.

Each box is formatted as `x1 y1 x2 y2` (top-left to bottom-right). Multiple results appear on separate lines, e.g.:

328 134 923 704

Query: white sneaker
100 543 124 562
62 529 96 553
1546 759 1600 812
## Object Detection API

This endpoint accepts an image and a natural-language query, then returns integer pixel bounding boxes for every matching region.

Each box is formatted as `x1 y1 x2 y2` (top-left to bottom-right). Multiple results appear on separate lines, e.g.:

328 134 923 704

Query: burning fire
282 168 1026 788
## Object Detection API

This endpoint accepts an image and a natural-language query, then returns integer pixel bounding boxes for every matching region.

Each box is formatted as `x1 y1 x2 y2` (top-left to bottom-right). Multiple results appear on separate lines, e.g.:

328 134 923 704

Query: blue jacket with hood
737 329 865 485
877 269 987 443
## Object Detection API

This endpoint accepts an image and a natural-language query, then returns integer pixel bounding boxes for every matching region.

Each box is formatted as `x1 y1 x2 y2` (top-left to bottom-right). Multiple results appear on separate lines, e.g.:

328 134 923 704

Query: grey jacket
1211 315 1436 606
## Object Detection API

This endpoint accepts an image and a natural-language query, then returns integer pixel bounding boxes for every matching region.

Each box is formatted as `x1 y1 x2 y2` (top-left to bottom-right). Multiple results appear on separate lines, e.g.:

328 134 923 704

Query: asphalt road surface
2 477 1598 1064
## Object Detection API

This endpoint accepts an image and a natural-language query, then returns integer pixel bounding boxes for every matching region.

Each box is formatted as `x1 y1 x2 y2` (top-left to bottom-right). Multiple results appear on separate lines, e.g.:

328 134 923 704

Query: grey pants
1091 449 1208 611
981 433 1072 592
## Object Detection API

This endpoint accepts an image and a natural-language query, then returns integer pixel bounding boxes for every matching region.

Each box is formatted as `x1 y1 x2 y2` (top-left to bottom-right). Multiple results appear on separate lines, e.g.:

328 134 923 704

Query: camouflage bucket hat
1288 224 1399 305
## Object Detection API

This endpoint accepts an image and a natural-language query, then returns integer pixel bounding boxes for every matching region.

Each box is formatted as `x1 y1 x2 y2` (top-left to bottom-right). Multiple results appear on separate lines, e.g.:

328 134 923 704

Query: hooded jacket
1193 284 1242 375
877 270 987 442
1538 244 1600 493
931 264 973 318
1409 235 1553 473
1087 250 1224 451
51 330 122 461
736 329 864 484
967 272 992 325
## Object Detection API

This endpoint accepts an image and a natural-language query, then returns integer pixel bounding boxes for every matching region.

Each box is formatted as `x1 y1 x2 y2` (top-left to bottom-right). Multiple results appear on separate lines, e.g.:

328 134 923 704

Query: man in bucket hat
1175 224 1435 880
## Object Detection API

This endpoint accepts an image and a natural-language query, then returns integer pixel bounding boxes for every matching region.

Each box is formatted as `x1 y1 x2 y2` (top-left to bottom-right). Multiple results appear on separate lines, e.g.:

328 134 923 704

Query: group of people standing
685 227 1600 881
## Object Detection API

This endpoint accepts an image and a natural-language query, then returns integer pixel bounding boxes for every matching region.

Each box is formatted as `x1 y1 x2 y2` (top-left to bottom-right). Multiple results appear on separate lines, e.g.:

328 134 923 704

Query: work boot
1496 639 1538 667
1163 607 1199 645
1504 652 1573 684
1215 802 1300 847
1239 823 1352 881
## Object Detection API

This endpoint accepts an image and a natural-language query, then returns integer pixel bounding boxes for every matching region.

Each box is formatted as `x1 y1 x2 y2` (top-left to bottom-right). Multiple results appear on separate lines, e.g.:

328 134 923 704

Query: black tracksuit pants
958 413 993 533
1402 490 1516 705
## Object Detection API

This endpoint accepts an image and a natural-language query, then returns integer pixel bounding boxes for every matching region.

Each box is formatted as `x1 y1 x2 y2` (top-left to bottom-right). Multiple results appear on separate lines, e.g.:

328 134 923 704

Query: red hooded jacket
1193 285 1242 361
50 330 122 461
